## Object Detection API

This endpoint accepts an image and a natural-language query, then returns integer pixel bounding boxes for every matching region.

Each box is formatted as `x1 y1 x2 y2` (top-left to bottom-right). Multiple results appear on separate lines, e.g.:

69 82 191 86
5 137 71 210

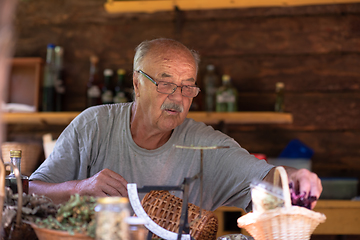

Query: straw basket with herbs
237 166 326 240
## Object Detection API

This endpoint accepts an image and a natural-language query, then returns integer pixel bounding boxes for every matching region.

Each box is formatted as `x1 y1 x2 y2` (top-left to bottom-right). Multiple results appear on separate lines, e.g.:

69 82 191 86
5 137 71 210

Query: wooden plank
2 111 293 125
104 0 360 13
188 112 293 124
2 112 79 125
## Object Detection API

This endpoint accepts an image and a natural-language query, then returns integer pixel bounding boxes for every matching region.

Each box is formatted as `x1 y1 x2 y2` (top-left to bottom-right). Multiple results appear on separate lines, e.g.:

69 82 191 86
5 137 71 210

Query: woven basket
237 166 326 240
141 190 218 240
2 142 42 176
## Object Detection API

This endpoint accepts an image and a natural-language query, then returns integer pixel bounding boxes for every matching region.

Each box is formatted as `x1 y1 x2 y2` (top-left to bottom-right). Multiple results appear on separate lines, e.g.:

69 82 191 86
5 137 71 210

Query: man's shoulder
74 103 132 126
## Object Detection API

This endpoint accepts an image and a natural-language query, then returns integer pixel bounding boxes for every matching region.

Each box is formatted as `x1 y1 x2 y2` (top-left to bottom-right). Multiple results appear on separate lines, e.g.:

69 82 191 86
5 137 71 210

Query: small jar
95 197 131 240
125 216 148 240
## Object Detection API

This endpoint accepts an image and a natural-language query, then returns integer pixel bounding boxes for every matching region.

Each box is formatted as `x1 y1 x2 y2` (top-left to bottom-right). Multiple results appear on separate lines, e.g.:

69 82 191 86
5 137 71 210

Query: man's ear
133 71 140 97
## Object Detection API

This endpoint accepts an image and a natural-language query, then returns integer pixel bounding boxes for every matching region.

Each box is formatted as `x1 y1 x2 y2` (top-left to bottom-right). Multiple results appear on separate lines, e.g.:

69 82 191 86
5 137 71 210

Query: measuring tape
127 183 191 240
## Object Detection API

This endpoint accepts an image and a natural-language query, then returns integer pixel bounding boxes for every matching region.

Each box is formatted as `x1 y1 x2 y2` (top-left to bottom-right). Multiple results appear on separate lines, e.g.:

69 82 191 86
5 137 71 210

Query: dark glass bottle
275 82 285 112
54 46 65 111
42 43 56 111
101 69 114 104
216 75 238 112
113 69 128 103
203 64 220 112
5 150 29 194
87 56 102 107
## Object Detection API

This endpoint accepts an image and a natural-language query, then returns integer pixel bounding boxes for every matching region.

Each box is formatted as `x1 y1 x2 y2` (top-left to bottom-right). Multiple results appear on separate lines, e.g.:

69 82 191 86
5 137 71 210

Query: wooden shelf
104 0 360 13
1 111 292 125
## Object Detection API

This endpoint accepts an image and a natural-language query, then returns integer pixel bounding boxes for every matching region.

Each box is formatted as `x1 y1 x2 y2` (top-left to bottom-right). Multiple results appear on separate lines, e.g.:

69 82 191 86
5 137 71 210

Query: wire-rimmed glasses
137 70 200 98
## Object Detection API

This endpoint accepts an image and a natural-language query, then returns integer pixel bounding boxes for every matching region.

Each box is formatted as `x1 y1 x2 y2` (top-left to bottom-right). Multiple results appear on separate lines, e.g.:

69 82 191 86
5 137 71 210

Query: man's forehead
159 72 196 83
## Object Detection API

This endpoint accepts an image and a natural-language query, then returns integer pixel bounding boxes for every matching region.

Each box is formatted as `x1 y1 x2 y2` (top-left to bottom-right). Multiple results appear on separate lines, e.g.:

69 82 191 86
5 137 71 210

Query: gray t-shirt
30 102 273 211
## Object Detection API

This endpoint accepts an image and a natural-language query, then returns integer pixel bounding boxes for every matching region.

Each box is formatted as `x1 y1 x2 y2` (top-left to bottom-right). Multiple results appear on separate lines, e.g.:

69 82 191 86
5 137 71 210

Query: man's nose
169 86 183 99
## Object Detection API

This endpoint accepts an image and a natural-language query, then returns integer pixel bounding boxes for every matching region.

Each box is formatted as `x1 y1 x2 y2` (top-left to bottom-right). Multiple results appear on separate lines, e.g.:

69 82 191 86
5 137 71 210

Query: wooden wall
8 0 360 195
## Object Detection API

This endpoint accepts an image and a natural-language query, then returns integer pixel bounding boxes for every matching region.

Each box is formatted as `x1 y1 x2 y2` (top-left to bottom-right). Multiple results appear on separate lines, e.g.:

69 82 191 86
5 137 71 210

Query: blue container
278 139 314 159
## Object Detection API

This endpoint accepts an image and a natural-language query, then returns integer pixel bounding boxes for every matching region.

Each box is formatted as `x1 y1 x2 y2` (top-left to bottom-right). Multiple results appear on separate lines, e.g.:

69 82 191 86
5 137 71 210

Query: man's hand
29 169 128 204
75 169 128 198
264 166 322 209
287 168 322 209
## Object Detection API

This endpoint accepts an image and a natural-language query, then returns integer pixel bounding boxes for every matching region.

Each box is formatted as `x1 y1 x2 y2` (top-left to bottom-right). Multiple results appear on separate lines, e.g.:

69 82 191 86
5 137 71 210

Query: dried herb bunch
2 188 58 240
35 194 97 238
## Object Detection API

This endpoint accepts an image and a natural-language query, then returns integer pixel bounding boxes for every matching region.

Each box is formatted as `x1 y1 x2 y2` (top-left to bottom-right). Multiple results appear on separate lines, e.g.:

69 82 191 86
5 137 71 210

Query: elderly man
29 38 321 211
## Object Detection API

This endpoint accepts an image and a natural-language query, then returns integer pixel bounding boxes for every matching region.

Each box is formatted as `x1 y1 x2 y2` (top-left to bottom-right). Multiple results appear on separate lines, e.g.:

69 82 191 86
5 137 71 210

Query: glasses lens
157 82 177 94
182 85 198 97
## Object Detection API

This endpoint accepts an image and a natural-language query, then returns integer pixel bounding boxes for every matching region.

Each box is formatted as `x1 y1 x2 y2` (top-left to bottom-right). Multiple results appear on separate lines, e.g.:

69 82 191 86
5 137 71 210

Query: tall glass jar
95 197 130 240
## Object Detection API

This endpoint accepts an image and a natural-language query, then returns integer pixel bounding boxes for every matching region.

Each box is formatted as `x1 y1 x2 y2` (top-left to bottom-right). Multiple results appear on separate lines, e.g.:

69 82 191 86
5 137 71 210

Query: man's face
134 47 197 132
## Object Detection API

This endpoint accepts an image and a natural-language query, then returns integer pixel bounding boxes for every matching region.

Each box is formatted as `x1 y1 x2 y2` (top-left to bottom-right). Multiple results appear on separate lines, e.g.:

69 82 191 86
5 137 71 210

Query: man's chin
159 113 185 130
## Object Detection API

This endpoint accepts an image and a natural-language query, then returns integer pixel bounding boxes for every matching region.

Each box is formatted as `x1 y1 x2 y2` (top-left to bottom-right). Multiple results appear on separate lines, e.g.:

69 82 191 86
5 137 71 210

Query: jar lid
10 150 22 158
97 196 129 204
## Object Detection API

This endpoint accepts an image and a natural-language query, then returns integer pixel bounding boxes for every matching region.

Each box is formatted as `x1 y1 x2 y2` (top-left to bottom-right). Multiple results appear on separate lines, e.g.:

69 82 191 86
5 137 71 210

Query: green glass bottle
216 75 238 112
42 44 56 111
113 69 128 103
54 46 65 111
204 64 220 112
101 69 114 104
274 82 285 112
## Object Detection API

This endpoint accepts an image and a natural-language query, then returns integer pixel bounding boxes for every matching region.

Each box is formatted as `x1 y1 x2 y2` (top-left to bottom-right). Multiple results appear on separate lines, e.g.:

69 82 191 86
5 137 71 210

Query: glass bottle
95 197 131 240
216 74 238 112
54 46 65 111
87 56 102 108
5 150 29 194
203 64 220 112
113 69 128 104
101 69 114 104
274 82 285 112
42 43 56 112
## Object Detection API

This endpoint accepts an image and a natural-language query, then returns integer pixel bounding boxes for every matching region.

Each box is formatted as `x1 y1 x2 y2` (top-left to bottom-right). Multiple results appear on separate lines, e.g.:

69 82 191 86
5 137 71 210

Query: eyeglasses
136 70 200 98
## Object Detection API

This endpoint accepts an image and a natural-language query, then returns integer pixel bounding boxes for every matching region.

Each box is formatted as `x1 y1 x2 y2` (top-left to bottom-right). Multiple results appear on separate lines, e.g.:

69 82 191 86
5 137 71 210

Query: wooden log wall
7 0 360 206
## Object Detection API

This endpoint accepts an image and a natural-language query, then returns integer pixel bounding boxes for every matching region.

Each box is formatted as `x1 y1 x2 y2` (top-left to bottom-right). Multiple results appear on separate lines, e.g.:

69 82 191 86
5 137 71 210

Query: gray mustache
161 102 184 112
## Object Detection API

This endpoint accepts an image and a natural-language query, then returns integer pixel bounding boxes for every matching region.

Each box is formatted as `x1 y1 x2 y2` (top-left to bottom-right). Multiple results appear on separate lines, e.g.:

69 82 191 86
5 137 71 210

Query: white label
87 86 101 98
217 92 235 103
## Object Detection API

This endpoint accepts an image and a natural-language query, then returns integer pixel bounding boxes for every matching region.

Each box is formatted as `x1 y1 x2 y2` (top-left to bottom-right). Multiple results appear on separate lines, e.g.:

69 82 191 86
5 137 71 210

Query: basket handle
273 166 292 208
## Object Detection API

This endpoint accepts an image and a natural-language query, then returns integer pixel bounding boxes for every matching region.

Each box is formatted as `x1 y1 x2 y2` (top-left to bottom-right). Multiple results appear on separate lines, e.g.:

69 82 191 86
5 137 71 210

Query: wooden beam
2 112 292 125
104 0 360 13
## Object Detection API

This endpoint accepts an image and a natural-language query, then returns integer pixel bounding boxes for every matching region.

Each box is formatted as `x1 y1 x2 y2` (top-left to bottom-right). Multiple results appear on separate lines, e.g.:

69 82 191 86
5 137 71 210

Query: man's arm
263 166 322 209
29 168 129 204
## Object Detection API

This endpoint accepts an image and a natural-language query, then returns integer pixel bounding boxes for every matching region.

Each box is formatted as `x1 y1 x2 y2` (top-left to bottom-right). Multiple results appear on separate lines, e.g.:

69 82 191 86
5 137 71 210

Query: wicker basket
237 166 326 240
2 142 42 176
141 190 218 240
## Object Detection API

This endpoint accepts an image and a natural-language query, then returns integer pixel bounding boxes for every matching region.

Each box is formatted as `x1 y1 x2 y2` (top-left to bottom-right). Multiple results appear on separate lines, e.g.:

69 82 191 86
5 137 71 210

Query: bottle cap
222 74 230 82
55 46 63 54
206 64 215 71
10 150 22 158
117 69 126 75
276 82 284 90
104 69 113 76
90 56 99 64
47 43 55 49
